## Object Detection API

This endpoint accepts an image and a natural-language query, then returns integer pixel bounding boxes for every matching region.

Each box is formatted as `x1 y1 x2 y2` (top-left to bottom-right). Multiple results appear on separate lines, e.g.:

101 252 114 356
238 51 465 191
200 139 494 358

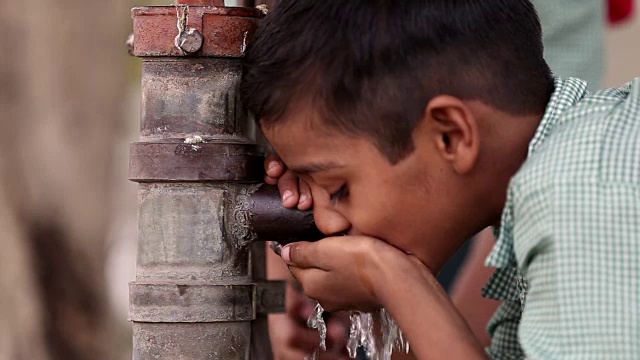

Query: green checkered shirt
483 77 640 359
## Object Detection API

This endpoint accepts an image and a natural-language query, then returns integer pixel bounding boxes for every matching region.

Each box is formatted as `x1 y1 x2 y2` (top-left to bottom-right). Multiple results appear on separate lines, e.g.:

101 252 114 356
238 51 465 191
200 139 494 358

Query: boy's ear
419 95 480 174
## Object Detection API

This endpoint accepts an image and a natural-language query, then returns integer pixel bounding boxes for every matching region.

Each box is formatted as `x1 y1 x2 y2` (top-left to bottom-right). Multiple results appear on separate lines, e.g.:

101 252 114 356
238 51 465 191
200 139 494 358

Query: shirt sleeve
514 181 640 359
485 299 526 360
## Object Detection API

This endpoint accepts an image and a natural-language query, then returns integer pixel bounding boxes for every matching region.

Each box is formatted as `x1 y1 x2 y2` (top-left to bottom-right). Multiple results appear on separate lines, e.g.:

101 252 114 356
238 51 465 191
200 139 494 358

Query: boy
241 0 640 359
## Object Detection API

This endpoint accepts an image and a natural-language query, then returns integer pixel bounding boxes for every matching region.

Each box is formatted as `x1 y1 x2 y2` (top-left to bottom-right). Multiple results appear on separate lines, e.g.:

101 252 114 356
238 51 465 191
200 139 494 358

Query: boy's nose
313 205 351 237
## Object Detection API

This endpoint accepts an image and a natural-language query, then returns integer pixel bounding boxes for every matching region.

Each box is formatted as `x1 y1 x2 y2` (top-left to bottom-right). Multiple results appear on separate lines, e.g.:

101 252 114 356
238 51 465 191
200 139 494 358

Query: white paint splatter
256 4 269 15
184 135 204 144
241 31 248 55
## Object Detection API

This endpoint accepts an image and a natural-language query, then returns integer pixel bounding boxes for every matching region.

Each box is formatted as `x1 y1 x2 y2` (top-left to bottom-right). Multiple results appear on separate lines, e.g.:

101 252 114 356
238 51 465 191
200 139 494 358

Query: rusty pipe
177 0 225 6
128 3 322 359
247 185 324 243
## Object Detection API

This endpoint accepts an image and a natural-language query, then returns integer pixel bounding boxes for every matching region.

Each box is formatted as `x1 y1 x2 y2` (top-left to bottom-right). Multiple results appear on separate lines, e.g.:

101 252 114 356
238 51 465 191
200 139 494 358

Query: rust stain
177 0 224 6
131 6 263 58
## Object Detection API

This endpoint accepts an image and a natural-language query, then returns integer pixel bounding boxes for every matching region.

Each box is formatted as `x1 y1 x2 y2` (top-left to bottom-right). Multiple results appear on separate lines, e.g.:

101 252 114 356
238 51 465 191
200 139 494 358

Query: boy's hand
279 236 418 312
279 238 488 360
264 154 313 210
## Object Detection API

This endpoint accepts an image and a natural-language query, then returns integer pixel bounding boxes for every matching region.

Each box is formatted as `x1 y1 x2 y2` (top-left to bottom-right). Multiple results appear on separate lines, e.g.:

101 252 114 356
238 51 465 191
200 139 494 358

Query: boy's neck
484 111 545 224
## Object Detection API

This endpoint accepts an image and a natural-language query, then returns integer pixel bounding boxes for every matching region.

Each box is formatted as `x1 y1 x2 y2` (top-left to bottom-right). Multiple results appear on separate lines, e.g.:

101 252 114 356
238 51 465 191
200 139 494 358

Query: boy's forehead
263 121 345 162
262 110 332 148
261 118 376 171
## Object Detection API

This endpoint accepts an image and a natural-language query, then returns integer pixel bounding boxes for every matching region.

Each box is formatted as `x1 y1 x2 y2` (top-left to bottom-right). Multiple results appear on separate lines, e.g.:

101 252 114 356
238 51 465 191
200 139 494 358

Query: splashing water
306 304 409 360
379 308 410 357
346 312 376 358
304 303 327 360
346 309 410 360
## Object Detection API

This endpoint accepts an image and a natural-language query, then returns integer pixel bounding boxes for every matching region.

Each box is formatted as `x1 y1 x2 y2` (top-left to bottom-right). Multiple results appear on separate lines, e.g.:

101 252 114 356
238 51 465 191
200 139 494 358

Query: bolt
175 28 203 54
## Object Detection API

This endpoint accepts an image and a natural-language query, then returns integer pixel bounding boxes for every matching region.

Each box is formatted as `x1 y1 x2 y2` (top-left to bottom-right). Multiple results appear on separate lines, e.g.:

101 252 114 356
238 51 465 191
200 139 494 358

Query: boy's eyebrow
287 161 343 175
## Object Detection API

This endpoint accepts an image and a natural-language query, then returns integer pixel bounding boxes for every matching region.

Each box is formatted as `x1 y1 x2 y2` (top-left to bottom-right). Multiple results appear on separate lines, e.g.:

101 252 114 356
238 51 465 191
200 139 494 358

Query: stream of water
305 303 410 360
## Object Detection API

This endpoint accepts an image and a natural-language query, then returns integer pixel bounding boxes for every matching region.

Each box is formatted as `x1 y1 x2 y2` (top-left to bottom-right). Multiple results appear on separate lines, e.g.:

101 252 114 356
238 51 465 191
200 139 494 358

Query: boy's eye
329 184 349 204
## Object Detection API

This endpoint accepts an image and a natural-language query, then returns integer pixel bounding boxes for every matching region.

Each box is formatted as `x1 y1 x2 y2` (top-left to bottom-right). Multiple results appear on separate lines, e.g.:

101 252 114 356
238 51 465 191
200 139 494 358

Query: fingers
288 267 328 288
264 153 315 210
288 267 336 308
281 242 325 269
281 238 349 269
264 154 286 185
277 169 300 208
297 177 313 210
282 236 383 267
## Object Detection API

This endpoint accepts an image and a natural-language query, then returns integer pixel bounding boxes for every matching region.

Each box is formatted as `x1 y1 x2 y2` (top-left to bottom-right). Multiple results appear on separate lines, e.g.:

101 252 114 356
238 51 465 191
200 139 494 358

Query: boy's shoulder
495 80 640 358
513 78 640 195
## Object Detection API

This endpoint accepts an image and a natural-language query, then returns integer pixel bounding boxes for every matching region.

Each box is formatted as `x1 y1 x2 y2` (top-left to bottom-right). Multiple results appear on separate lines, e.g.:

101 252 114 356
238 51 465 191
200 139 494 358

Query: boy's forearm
375 256 488 360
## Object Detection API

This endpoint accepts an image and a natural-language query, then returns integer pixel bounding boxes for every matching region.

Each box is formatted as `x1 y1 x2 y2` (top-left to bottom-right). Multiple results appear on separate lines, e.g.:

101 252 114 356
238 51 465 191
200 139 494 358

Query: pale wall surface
605 17 640 87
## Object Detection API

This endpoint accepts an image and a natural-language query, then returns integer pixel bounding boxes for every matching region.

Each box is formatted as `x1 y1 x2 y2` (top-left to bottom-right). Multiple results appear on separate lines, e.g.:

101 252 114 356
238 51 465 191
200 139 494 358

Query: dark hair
241 0 553 163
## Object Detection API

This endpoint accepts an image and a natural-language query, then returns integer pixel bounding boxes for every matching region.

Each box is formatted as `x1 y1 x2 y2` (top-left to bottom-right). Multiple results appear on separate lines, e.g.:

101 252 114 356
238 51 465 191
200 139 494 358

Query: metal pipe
246 185 324 244
127 2 319 359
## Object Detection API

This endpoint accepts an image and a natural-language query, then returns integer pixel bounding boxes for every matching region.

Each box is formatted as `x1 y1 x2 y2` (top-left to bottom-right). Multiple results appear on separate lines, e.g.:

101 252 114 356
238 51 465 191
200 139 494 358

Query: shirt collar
527 77 589 156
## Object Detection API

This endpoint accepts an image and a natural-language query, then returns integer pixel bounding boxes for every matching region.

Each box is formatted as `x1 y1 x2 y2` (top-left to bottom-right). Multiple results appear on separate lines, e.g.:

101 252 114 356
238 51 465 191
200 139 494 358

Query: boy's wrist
372 248 487 359
371 247 435 307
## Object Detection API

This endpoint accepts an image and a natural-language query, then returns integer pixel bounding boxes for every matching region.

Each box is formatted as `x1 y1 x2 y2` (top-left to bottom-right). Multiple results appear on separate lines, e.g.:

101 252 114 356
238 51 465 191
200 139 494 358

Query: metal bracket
129 283 255 322
255 280 286 314
129 280 286 324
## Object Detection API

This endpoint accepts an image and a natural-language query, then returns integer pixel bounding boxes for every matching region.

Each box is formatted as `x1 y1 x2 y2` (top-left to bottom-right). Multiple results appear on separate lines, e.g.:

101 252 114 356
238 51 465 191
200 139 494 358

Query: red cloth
609 0 634 24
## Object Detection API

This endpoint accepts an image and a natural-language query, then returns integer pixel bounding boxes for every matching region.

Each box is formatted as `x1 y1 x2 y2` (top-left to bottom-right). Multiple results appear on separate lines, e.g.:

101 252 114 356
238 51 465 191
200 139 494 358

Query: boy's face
262 111 476 269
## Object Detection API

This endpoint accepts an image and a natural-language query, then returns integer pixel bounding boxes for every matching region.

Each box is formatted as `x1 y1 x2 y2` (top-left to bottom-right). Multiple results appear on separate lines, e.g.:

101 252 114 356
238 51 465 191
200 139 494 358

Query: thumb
282 242 320 269
281 244 294 263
